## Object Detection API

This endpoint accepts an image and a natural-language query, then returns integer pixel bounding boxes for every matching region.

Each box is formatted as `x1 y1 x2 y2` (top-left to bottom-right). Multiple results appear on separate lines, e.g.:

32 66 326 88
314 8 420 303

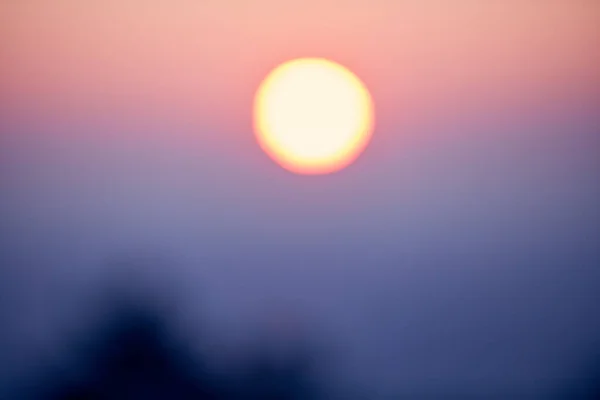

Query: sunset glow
254 58 374 175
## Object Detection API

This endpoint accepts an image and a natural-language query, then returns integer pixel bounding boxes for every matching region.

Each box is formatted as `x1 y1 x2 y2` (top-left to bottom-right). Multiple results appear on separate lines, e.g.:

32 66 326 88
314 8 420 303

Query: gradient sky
1 1 600 397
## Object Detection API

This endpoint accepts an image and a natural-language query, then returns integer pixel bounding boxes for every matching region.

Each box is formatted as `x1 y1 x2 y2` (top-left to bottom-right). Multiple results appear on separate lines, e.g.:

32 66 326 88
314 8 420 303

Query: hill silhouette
37 292 322 400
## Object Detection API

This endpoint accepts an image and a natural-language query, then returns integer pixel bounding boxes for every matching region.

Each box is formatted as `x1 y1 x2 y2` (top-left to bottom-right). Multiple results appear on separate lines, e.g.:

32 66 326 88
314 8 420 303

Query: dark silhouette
42 299 222 400
34 289 322 400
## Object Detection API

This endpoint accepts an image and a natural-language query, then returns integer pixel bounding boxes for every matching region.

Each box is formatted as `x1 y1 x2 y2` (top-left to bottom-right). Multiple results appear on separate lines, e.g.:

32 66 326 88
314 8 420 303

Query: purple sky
1 1 599 397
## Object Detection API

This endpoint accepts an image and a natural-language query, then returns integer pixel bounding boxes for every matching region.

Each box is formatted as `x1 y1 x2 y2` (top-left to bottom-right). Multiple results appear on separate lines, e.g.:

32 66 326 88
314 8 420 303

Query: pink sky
1 1 599 129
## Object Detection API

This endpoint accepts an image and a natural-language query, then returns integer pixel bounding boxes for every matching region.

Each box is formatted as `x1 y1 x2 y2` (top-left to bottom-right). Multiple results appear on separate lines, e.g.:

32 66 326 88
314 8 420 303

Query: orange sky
1 0 599 124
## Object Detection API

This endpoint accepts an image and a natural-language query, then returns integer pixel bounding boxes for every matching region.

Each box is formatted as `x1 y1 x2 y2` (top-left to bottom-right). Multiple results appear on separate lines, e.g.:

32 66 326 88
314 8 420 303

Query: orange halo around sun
253 58 374 175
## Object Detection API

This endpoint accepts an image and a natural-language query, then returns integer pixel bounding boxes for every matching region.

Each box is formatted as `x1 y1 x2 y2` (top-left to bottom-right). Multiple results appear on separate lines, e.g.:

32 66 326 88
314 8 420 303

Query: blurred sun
254 58 374 175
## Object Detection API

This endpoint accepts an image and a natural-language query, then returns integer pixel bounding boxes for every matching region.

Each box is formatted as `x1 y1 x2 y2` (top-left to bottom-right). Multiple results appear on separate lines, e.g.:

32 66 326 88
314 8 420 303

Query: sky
1 1 600 398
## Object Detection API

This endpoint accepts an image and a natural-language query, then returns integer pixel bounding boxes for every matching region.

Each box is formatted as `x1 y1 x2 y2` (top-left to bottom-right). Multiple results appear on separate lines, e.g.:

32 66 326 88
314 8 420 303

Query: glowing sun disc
254 58 374 175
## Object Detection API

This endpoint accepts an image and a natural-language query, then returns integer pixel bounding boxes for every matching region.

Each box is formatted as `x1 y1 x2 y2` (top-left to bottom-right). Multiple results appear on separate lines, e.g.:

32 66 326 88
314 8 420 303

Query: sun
254 58 374 175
